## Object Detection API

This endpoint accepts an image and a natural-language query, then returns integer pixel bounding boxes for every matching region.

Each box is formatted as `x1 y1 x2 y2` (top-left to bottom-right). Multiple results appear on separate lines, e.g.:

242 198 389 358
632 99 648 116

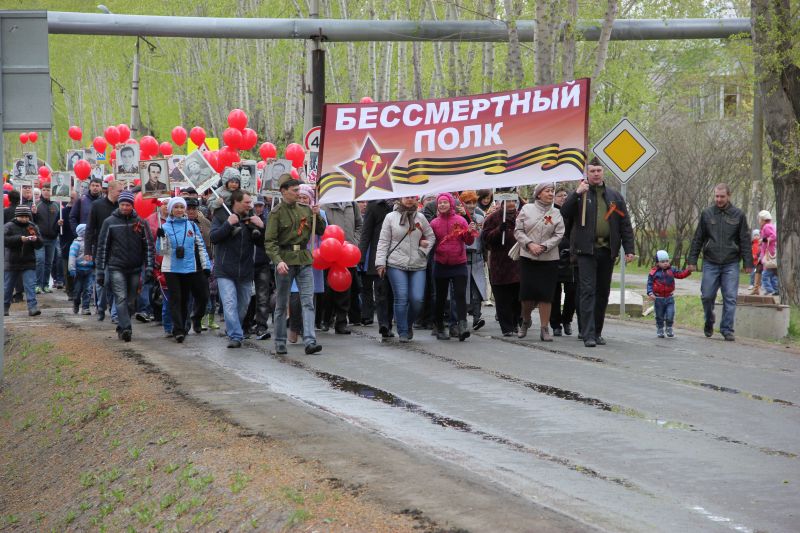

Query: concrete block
715 301 790 341
606 290 644 317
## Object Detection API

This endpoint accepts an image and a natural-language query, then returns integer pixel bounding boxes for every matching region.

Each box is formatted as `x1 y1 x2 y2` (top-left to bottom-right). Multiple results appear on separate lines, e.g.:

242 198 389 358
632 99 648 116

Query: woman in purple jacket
429 193 477 341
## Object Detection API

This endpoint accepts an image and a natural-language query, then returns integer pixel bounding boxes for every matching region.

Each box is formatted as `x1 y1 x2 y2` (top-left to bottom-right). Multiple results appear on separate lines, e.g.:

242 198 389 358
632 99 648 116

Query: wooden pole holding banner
501 200 507 245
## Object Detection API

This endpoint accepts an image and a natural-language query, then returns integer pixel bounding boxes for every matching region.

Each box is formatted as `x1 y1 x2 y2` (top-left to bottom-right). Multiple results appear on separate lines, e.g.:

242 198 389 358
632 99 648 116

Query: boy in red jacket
647 250 691 338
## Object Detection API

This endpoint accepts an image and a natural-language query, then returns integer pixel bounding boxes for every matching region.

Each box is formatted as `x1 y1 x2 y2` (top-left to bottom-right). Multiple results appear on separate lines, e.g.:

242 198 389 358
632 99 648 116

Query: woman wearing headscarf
374 196 435 342
156 197 211 343
429 192 476 341
514 183 564 341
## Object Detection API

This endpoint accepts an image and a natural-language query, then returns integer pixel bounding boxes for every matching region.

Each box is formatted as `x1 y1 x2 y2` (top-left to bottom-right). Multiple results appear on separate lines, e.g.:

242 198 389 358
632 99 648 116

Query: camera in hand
175 246 185 259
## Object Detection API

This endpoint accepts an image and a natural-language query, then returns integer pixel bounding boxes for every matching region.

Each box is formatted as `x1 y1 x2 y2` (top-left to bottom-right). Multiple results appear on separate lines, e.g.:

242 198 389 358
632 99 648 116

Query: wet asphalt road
14 300 800 533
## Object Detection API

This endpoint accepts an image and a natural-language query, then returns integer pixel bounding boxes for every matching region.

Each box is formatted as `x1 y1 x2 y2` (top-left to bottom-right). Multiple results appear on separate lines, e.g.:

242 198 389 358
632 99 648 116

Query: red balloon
19 133 28 144
28 132 38 143
285 143 305 165
290 168 300 179
109 151 117 163
3 194 9 208
74 160 92 181
159 142 173 156
227 108 248 131
256 160 266 170
241 128 258 150
259 142 277 161
171 126 188 146
139 135 158 157
327 266 352 292
104 126 120 146
117 124 131 143
219 146 240 168
339 242 362 268
189 126 206 147
203 150 222 174
360 96 374 103
124 138 138 145
38 166 51 179
133 192 158 218
319 237 343 263
222 127 243 150
68 125 82 141
312 248 332 270
3 182 13 191
322 224 346 243
133 178 141 186
93 136 108 154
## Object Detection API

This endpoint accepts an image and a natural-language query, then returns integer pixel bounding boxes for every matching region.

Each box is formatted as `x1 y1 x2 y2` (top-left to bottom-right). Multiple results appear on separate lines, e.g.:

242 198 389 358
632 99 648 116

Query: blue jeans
217 277 254 342
701 261 739 335
653 296 675 328
137 277 153 316
108 269 141 333
386 267 426 337
96 268 118 319
274 265 316 348
762 269 779 294
35 239 57 289
161 288 173 334
73 270 95 310
4 270 37 311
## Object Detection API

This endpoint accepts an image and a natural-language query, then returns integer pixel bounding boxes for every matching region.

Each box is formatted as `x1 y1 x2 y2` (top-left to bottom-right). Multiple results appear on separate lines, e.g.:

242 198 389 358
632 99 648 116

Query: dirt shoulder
0 325 419 532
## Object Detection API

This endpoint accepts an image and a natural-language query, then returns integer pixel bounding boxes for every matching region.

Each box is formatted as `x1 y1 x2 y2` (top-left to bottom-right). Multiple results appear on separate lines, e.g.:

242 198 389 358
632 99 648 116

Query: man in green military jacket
264 175 326 355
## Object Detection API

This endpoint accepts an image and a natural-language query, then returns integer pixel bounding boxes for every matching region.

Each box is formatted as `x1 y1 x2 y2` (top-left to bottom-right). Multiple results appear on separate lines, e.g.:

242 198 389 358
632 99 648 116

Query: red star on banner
338 136 400 199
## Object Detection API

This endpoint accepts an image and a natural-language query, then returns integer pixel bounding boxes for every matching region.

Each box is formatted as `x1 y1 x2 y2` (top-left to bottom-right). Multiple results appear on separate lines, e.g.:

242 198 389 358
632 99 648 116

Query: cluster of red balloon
311 225 361 291
68 125 82 142
19 132 38 144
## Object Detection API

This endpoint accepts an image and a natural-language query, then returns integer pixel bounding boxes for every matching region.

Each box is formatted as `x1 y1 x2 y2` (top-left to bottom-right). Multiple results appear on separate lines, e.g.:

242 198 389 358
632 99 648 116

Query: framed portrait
262 159 292 193
180 149 219 193
50 172 71 201
140 159 170 198
84 147 97 165
90 165 104 181
239 160 257 195
168 155 190 189
72 175 88 197
13 176 34 191
115 144 140 177
66 149 85 171
23 152 38 176
12 158 26 181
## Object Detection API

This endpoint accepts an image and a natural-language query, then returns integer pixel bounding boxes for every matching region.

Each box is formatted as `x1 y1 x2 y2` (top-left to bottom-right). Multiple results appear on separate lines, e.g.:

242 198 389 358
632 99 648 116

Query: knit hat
167 196 187 216
655 250 670 262
298 184 316 206
14 205 31 218
436 192 456 213
118 191 135 205
758 210 772 221
752 229 761 238
459 190 478 203
533 182 555 200
76 223 86 238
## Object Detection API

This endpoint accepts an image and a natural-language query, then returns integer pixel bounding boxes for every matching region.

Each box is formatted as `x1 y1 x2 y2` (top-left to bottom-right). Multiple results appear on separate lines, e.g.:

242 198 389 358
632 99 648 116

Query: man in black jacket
4 206 43 316
33 183 62 293
85 180 123 321
210 189 264 348
95 191 155 342
687 183 751 341
358 199 395 336
561 158 635 347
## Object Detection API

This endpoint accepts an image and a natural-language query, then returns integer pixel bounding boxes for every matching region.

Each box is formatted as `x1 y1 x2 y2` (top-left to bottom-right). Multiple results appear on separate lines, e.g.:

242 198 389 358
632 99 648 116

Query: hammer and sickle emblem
355 154 389 188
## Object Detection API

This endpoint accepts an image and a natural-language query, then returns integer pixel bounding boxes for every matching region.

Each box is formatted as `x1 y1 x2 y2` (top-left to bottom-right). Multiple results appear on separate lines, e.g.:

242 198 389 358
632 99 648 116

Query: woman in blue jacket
156 197 211 343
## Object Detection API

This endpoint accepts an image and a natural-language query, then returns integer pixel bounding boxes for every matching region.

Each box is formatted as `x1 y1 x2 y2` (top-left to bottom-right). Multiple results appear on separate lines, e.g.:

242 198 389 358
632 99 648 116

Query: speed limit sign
304 126 321 152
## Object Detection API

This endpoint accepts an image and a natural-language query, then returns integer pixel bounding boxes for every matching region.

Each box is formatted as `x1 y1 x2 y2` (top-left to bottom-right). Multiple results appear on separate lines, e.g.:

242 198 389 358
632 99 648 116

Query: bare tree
591 0 619 102
503 0 524 88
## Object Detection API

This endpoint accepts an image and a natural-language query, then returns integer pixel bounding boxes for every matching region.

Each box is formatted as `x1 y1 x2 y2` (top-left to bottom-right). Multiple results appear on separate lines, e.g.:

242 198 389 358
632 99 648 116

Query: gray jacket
688 203 750 266
514 201 565 261
375 208 435 271
324 202 362 245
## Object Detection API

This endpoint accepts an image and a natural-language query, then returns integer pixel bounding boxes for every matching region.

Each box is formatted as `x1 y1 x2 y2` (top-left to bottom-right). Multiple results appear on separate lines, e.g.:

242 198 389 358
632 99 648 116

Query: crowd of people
5 157 774 349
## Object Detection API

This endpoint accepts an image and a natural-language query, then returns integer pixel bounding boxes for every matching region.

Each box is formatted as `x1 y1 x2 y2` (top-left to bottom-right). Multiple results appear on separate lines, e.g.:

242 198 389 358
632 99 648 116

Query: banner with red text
317 79 589 203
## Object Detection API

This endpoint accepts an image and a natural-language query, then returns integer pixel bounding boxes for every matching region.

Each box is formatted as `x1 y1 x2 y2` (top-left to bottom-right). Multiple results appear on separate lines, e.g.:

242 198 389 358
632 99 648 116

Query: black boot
435 323 450 340
458 320 470 341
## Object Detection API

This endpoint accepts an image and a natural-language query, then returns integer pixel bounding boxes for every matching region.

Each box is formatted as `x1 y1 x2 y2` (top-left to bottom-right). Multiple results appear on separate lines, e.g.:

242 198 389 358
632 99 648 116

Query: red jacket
647 266 691 297
429 193 474 265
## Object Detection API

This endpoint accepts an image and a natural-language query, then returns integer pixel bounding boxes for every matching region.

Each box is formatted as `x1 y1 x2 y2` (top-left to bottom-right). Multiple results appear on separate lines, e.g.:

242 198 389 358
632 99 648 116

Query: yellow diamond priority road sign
592 118 657 183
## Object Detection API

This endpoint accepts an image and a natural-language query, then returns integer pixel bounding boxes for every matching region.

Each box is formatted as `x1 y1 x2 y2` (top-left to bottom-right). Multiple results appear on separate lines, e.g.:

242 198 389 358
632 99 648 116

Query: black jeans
164 271 209 336
435 275 467 327
492 282 521 334
254 264 274 330
322 267 354 328
576 247 614 341
550 280 577 329
362 273 394 328
108 269 140 334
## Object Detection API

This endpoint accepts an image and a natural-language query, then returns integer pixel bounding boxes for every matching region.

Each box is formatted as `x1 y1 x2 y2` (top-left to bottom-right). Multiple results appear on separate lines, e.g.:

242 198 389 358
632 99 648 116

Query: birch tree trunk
503 0 524 88
561 0 578 81
590 0 618 102
411 0 423 99
481 0 495 94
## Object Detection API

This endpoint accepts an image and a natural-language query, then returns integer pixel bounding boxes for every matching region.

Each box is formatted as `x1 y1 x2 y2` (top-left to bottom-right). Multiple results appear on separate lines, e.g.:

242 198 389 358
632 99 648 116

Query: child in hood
646 250 691 338
68 223 95 315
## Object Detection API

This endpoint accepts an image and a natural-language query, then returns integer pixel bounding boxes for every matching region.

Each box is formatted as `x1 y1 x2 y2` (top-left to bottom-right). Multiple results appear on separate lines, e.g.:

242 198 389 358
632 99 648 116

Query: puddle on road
679 379 797 408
